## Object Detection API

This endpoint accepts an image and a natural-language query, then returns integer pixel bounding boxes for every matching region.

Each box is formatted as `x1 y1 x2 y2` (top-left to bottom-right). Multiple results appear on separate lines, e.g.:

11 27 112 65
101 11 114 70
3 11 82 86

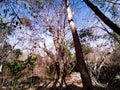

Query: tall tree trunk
83 0 120 36
64 0 93 89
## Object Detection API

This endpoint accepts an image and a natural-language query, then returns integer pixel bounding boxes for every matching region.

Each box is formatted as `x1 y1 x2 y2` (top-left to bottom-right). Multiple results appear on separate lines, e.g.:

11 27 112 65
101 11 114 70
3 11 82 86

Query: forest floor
0 72 120 90
31 72 120 90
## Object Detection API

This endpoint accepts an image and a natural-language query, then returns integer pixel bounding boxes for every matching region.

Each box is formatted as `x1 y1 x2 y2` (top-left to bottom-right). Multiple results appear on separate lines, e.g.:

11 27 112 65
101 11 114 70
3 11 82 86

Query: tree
64 0 93 89
31 1 74 87
83 0 120 36
5 1 75 87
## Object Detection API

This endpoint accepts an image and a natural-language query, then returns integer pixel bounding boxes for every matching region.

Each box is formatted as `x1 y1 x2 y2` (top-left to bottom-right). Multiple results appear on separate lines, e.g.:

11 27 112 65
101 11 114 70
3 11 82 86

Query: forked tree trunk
83 0 120 36
64 0 93 90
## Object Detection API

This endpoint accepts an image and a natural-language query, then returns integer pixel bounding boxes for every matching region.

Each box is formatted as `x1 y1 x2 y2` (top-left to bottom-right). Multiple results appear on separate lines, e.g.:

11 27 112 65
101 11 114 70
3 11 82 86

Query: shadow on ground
36 84 120 90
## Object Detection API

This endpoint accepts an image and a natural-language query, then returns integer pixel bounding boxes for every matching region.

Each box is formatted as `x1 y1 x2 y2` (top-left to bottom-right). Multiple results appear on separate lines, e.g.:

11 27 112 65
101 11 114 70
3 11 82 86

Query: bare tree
64 0 93 89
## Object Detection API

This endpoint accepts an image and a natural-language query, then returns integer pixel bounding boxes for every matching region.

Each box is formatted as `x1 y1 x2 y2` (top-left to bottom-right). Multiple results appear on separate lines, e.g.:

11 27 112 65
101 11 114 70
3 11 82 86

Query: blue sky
0 0 119 54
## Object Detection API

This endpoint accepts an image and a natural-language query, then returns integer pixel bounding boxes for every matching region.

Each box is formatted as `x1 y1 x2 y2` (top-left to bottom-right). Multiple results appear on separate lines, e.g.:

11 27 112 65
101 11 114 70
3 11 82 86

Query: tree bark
83 0 120 36
64 0 93 90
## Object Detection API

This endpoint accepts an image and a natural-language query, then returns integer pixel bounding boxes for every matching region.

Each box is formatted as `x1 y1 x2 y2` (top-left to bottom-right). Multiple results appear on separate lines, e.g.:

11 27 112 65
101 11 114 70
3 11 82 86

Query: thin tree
64 0 93 90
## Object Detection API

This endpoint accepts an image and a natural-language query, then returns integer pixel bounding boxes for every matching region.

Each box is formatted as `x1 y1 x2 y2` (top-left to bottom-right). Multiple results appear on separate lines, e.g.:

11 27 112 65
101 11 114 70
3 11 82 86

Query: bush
93 65 120 84
5 55 37 88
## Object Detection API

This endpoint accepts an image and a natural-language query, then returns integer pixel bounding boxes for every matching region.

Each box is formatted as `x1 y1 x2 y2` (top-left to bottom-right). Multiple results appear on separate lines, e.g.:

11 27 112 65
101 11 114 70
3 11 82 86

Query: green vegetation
4 55 37 89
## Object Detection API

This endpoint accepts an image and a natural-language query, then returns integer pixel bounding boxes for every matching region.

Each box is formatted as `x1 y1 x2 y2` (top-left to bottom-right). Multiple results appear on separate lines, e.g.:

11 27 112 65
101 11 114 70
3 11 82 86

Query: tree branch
83 0 120 36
